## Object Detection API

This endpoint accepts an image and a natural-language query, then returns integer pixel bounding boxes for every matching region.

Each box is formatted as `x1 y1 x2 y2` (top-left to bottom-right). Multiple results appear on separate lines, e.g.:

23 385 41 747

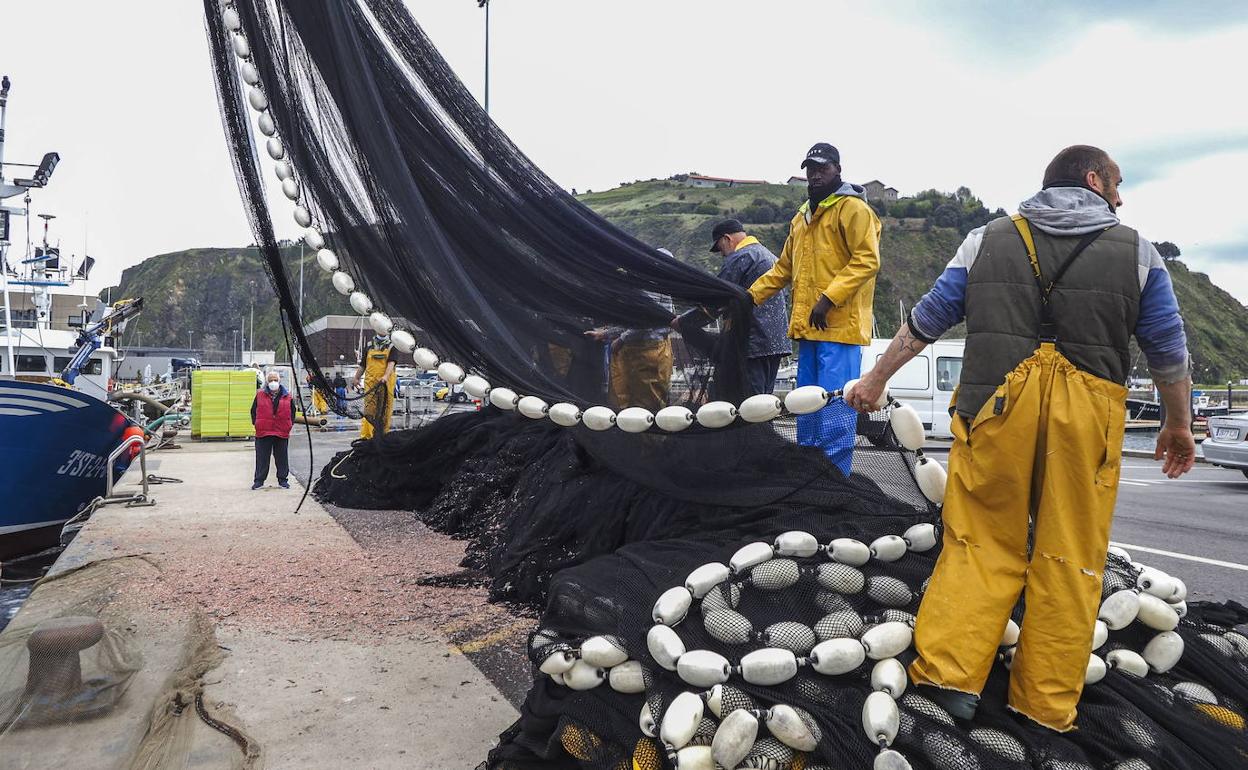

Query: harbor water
1123 429 1205 458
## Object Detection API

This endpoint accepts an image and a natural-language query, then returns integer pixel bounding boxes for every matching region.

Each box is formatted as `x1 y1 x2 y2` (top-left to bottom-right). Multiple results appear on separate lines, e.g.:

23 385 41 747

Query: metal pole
297 242 304 372
0 75 15 377
484 0 491 114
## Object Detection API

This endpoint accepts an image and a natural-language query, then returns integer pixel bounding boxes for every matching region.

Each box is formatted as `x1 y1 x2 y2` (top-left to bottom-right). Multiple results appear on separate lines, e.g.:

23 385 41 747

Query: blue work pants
796 341 860 475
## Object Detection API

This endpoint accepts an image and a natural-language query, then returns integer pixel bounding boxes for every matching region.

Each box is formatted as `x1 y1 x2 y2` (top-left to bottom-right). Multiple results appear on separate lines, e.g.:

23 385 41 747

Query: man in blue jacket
674 219 791 395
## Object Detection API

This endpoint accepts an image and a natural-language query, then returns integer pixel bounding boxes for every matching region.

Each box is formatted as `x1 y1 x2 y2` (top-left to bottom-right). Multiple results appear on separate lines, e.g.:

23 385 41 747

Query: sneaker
251 482 263 490
279 481 291 489
915 683 979 721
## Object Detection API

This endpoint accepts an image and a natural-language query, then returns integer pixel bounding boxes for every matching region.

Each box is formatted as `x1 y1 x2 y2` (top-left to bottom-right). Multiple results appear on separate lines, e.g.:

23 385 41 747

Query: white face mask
267 380 280 392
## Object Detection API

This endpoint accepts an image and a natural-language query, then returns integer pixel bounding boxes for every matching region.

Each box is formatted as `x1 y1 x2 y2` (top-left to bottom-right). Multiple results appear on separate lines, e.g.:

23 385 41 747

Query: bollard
24 616 105 702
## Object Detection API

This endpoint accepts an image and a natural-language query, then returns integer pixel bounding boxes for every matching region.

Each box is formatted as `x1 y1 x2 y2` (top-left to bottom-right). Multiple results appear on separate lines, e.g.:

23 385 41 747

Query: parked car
434 382 468 403
1202 414 1248 479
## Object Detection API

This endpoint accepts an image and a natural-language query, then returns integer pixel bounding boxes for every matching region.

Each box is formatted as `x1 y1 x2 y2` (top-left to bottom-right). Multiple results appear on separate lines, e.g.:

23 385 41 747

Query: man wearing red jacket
251 370 296 489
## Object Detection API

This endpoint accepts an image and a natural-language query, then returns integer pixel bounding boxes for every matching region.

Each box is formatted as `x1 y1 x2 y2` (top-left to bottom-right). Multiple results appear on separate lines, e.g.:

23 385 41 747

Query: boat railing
59 433 159 545
104 434 155 504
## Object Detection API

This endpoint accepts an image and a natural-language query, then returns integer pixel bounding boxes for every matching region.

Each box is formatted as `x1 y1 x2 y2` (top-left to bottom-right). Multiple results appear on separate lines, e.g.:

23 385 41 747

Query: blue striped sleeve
908 227 983 341
1135 262 1190 384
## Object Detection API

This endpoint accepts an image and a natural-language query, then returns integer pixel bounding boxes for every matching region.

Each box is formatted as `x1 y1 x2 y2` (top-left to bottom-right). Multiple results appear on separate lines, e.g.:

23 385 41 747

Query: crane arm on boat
57 297 144 386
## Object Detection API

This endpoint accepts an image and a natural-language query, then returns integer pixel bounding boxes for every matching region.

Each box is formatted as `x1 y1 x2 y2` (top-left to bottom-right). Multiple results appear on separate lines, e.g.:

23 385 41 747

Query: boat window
937 357 962 392
876 353 930 390
54 356 104 376
16 354 48 373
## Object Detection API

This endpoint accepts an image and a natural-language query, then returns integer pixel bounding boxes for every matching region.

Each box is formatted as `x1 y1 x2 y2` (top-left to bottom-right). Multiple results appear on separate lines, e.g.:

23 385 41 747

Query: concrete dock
0 440 525 769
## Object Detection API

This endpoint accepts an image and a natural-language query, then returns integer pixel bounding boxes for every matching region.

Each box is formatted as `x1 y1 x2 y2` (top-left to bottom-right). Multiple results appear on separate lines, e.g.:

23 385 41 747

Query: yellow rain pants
609 338 673 413
360 347 396 440
311 388 328 416
909 342 1127 731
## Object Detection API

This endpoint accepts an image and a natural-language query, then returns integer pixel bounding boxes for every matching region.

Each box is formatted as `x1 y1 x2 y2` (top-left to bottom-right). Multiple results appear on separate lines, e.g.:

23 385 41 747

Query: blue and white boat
0 380 129 559
0 75 143 558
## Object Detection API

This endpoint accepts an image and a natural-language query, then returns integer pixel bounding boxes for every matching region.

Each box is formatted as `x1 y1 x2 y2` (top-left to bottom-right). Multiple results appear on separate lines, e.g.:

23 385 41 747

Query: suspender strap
1009 215 1109 343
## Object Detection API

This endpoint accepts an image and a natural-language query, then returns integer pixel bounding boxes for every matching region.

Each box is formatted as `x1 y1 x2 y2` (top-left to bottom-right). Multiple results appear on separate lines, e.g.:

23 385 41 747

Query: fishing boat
0 76 143 559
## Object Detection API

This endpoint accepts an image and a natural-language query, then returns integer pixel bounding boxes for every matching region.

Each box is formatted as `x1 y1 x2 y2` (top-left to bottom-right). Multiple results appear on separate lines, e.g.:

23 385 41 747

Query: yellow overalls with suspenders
360 342 396 439
909 216 1128 731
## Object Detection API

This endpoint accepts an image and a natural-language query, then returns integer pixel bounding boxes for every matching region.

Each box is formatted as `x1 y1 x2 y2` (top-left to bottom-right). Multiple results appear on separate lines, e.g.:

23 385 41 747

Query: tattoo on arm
871 324 930 381
894 327 927 356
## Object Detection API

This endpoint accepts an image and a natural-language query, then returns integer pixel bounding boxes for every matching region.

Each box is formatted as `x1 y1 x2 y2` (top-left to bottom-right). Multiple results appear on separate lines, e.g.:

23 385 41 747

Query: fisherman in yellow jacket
351 333 398 439
749 143 881 474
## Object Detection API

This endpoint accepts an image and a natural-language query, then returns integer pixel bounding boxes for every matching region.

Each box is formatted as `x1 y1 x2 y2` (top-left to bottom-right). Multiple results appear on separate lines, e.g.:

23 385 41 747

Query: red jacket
252 388 295 438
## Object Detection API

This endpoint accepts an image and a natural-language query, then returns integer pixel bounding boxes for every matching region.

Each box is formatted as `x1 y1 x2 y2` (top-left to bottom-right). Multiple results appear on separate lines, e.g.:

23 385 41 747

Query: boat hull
0 380 129 559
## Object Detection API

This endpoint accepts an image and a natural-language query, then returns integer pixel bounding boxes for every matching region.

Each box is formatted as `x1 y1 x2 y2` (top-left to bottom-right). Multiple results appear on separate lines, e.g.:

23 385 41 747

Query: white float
655 405 694 432
695 401 737 428
652 586 693 626
315 248 339 272
390 329 415 353
646 624 685 671
739 648 798 686
488 387 519 411
660 692 704 750
582 406 616 431
517 396 549 420
616 407 654 433
739 394 783 423
547 402 581 427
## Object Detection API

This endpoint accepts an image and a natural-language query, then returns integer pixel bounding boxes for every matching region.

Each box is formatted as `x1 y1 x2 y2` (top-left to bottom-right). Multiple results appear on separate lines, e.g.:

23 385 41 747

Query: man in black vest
847 146 1195 732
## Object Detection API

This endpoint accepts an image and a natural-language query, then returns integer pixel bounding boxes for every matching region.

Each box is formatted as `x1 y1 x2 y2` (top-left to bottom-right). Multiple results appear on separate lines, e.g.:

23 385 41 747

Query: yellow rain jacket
748 190 881 345
360 342 397 440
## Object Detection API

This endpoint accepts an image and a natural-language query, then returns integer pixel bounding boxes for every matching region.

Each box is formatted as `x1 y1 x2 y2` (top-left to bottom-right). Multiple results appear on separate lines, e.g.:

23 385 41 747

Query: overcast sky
2 1 1246 302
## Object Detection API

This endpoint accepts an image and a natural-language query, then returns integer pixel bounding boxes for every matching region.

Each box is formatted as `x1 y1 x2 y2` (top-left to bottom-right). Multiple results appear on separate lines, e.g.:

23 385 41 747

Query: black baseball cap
801 143 840 169
709 218 745 253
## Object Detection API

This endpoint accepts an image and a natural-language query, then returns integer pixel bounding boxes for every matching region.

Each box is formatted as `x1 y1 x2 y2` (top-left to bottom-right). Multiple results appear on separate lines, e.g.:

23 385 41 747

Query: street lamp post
249 280 256 363
478 0 490 114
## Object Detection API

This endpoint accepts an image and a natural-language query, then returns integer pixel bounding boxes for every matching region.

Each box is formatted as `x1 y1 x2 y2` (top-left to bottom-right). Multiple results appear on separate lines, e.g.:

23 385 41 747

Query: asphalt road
1108 457 1248 603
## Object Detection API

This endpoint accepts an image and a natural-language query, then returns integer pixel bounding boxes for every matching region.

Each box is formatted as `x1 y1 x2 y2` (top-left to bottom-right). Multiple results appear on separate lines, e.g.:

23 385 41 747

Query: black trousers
745 354 785 396
254 436 290 484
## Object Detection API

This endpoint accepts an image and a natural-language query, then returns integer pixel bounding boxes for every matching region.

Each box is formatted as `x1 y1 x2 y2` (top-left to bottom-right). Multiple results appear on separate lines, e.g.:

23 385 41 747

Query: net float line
218 0 945 506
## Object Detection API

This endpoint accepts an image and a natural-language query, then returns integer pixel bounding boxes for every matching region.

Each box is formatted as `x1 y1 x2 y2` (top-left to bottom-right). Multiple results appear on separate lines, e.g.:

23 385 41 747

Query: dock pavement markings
450 619 535 655
1109 541 1248 573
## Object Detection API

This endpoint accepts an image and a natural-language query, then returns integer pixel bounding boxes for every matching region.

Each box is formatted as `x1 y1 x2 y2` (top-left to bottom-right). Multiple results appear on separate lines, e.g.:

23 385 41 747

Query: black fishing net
203 2 1248 768
313 407 1248 770
204 0 752 431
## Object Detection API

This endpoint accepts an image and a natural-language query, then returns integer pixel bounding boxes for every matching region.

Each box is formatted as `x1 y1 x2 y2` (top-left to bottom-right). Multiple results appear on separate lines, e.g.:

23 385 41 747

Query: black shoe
279 481 290 489
915 683 980 721
252 482 263 490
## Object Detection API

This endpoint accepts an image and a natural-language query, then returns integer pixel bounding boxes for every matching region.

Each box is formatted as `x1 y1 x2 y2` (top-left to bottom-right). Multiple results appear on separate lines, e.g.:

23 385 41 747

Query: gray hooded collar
1018 186 1118 236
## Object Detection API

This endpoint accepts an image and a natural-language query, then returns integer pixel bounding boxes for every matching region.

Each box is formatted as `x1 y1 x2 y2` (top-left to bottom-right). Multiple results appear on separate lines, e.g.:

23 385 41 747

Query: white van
861 338 965 438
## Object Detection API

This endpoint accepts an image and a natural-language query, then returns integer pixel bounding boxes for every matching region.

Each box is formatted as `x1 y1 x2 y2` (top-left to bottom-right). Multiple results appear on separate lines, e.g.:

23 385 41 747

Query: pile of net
313 407 1248 770
313 408 931 607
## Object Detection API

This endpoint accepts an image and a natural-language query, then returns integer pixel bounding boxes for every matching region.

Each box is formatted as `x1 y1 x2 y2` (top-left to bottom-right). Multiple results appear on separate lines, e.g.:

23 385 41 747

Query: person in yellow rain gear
351 333 398 439
847 145 1196 732
587 252 676 412
748 143 881 476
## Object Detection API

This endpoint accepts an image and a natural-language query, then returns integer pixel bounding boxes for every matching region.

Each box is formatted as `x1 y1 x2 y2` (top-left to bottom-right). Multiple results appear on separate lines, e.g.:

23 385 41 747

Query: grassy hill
106 178 1248 383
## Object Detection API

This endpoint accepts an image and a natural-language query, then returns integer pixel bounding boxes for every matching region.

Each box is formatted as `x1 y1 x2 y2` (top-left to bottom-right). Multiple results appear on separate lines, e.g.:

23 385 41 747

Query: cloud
901 1 1248 59
1116 133 1248 185
1191 240 1248 263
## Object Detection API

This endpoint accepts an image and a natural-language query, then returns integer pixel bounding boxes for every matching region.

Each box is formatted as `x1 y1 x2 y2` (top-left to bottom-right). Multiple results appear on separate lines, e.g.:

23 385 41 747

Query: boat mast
1 75 17 376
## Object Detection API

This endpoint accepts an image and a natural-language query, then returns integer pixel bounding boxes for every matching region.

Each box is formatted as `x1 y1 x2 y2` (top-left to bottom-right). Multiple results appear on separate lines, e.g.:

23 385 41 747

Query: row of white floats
223 0 949 514
221 0 418 358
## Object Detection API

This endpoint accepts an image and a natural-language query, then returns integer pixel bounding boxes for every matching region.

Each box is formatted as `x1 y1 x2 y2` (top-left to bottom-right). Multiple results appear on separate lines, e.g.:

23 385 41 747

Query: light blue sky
2 1 1245 301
